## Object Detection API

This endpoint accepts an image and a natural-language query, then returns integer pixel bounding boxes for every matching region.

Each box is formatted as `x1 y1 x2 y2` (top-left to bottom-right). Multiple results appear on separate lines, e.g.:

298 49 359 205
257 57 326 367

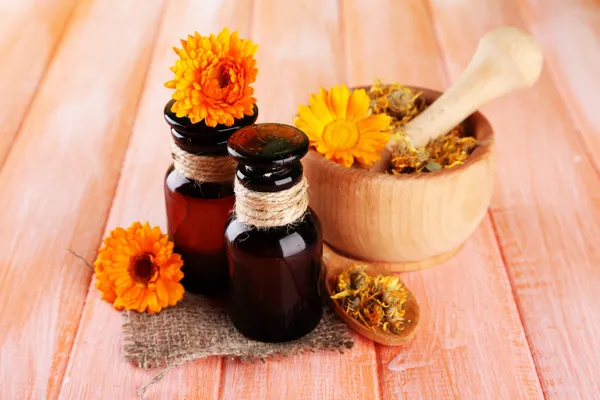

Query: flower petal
329 85 351 119
346 89 370 122
357 113 392 134
308 92 335 125
295 105 325 140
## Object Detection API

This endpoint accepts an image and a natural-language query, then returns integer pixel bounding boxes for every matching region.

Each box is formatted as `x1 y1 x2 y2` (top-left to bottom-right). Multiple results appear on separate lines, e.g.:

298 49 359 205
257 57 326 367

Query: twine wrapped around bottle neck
233 176 309 228
171 139 237 183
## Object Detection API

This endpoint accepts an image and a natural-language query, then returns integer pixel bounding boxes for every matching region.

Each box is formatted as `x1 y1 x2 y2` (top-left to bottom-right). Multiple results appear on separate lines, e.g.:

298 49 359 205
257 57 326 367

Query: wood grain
0 1 165 399
429 0 600 397
0 0 76 166
59 1 254 399
343 0 544 398
518 0 600 171
219 1 381 399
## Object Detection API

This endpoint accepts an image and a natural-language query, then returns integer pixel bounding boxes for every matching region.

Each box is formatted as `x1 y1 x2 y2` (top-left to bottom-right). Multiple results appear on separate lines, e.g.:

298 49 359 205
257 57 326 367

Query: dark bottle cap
227 123 309 192
164 99 259 155
227 123 309 167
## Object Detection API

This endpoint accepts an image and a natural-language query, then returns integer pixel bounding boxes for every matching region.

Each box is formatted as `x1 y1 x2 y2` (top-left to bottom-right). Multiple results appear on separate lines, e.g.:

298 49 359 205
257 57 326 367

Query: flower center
203 60 240 101
323 120 360 150
217 65 230 88
129 253 158 285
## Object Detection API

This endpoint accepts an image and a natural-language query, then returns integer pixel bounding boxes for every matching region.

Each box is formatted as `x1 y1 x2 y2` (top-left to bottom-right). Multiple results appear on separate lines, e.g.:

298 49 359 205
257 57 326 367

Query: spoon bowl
323 244 420 346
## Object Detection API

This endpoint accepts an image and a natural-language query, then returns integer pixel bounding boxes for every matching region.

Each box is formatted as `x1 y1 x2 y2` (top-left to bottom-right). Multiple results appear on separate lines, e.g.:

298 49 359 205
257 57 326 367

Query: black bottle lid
164 99 259 155
227 123 309 192
228 123 309 167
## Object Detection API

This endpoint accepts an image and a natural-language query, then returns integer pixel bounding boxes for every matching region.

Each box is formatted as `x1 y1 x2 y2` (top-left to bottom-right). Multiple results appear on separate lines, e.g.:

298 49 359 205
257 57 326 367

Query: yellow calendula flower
294 84 392 167
93 222 185 314
165 28 258 127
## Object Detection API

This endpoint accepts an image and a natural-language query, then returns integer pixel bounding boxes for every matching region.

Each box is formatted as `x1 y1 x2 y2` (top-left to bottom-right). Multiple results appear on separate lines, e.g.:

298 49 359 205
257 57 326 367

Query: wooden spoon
323 244 420 346
369 25 544 173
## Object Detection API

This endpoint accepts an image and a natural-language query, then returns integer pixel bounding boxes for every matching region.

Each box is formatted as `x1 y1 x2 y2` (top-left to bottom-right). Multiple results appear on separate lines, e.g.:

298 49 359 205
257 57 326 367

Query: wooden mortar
302 26 543 270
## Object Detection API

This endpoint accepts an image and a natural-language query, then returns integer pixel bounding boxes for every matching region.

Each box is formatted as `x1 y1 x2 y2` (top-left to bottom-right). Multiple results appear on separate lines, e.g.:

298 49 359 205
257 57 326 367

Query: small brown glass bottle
224 123 323 342
164 100 258 297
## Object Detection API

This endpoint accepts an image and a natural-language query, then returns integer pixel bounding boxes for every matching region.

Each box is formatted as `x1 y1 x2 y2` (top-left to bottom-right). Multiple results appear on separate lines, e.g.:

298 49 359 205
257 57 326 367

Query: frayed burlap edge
122 293 354 398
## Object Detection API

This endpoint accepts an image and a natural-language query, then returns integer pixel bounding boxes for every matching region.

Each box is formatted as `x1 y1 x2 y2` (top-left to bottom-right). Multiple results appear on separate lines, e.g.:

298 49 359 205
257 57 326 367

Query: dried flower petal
331 264 409 334
425 161 442 172
367 80 479 173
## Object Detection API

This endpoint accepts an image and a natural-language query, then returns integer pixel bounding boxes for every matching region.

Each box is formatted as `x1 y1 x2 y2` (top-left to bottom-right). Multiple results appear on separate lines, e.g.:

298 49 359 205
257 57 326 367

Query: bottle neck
233 175 309 228
235 161 303 193
170 129 230 156
165 100 259 156
170 139 238 183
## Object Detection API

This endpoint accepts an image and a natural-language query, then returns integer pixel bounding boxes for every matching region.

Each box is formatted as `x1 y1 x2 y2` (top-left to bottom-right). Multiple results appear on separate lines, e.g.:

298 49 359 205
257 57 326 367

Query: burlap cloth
123 292 355 397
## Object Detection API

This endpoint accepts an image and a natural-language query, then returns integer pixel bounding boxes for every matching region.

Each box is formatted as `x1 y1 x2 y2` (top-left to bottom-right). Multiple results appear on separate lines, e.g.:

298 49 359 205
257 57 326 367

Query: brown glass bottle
164 100 258 297
224 123 323 342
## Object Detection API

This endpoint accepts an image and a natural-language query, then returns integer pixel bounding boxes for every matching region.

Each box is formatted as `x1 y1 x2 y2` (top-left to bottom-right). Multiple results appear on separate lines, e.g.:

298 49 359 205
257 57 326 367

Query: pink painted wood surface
428 0 600 397
59 1 251 399
519 0 600 171
0 0 598 398
344 1 542 398
0 0 76 166
0 1 165 399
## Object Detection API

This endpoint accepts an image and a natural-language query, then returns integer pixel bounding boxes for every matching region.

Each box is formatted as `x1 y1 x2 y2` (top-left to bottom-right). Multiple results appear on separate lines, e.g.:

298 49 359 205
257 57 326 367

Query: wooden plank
58 1 255 399
0 1 165 399
0 0 76 167
343 1 544 398
518 0 600 169
342 0 447 91
428 0 600 397
219 1 381 399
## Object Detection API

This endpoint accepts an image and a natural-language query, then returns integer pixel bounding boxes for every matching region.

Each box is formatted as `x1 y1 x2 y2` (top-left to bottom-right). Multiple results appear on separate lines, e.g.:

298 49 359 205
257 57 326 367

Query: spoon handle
396 26 543 149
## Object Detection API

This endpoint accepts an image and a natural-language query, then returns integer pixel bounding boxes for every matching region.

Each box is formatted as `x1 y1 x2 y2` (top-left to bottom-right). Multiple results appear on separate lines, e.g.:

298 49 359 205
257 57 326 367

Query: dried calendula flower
368 80 479 174
368 79 426 129
427 133 478 168
331 264 409 334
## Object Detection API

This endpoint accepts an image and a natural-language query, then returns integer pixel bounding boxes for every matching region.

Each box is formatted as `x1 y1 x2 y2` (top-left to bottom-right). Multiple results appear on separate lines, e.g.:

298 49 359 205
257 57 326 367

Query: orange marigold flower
164 27 258 127
93 222 185 314
294 84 392 168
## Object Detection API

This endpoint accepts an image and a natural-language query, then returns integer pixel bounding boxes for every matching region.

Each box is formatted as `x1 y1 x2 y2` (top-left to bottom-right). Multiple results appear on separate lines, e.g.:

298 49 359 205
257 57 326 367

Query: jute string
123 293 354 398
233 176 309 228
171 140 237 182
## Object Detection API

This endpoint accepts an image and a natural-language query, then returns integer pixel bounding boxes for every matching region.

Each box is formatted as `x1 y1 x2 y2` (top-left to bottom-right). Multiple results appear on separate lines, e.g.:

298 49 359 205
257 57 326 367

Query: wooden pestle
369 25 544 173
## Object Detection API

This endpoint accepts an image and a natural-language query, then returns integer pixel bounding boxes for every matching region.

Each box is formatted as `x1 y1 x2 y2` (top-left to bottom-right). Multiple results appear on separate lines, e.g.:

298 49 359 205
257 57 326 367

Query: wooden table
1 0 599 399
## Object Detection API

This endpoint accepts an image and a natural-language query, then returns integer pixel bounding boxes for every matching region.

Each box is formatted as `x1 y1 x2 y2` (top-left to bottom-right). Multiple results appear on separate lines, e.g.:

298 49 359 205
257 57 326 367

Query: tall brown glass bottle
224 123 323 342
164 100 258 296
